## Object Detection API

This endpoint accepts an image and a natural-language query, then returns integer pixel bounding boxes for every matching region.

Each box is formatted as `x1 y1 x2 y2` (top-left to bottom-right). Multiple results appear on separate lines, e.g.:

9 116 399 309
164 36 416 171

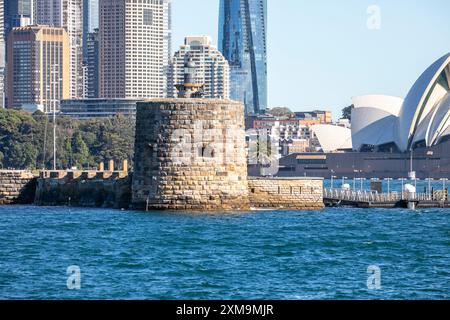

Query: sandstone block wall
132 99 250 211
248 177 324 210
34 171 131 209
0 171 36 205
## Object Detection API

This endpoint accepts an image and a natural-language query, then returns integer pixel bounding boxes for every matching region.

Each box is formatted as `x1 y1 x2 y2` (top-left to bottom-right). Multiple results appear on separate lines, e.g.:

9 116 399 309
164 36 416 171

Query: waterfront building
99 0 172 99
34 0 84 99
280 139 310 156
251 54 450 178
168 36 229 99
218 0 267 114
318 53 450 154
60 98 142 119
6 25 70 113
252 116 321 140
85 29 99 98
295 110 333 124
82 0 98 61
310 125 353 153
248 138 450 180
252 53 450 179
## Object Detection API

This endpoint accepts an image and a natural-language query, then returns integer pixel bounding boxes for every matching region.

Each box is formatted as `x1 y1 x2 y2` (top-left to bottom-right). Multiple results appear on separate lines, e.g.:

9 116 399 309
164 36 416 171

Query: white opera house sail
312 53 450 153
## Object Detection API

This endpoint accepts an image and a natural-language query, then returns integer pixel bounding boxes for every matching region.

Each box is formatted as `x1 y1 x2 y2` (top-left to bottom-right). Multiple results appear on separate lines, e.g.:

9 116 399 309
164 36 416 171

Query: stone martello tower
131 99 249 211
132 60 249 211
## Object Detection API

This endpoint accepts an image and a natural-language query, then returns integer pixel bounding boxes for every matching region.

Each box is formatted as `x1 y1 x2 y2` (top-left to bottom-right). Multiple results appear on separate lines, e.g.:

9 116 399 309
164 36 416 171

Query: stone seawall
0 171 36 205
34 171 131 209
1 170 325 211
248 177 324 210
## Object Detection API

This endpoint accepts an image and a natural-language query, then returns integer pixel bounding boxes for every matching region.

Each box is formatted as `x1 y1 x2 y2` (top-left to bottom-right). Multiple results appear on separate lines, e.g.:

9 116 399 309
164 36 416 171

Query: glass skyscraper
218 0 267 114
83 0 99 61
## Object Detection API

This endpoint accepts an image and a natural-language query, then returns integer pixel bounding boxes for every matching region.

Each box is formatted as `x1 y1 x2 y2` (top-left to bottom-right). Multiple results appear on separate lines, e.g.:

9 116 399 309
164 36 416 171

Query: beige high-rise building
6 25 70 113
168 36 230 99
99 0 172 99
34 0 83 99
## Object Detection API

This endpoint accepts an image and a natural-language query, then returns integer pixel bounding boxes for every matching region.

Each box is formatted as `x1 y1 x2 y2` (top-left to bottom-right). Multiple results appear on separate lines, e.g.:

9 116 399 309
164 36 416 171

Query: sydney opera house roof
313 53 450 153
311 125 352 153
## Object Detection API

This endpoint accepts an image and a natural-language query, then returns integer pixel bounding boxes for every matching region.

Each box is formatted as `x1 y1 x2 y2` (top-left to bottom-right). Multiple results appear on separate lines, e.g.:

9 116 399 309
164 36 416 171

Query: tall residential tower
6 25 70 113
168 36 230 99
218 0 267 114
99 0 172 99
34 0 84 99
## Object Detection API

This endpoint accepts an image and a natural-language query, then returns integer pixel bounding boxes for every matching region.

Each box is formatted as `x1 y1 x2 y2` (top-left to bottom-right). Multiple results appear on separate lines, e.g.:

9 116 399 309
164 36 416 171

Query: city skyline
2 1 450 118
172 0 450 118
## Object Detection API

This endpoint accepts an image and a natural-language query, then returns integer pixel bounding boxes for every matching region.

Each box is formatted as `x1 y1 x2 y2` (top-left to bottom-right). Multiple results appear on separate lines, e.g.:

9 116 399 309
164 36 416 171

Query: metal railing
323 188 442 203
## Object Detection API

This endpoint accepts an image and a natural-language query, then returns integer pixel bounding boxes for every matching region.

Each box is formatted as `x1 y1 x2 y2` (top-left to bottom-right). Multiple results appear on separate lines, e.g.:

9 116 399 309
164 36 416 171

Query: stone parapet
248 177 324 210
34 171 131 209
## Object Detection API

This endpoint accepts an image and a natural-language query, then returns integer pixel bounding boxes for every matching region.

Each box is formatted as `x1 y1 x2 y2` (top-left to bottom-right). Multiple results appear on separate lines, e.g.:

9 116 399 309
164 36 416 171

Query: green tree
342 104 354 121
0 109 136 170
0 109 39 169
71 132 90 169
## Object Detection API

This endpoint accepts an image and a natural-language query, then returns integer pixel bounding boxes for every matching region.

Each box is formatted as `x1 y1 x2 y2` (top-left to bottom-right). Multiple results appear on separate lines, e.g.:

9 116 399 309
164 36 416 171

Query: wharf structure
323 188 449 209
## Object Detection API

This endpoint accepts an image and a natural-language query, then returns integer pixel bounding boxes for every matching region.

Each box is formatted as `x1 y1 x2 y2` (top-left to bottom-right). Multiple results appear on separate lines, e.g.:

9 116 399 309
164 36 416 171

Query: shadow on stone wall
34 171 132 209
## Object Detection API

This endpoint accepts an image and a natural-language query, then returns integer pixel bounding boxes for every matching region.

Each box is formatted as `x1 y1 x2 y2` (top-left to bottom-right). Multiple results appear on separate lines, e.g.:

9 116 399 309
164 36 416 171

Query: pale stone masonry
248 178 324 210
0 171 36 205
132 99 250 211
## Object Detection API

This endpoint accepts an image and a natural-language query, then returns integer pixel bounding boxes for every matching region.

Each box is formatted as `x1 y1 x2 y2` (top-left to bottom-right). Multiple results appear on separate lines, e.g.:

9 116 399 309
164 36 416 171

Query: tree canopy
0 109 135 170
267 107 295 118
341 104 354 121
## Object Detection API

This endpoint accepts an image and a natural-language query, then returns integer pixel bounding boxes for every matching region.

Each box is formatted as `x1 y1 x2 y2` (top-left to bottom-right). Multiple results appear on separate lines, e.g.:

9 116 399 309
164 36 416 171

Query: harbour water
0 205 448 300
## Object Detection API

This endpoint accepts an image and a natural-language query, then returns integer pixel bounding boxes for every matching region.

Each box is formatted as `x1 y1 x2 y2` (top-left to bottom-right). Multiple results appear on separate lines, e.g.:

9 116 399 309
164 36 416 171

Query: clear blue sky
172 0 450 118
